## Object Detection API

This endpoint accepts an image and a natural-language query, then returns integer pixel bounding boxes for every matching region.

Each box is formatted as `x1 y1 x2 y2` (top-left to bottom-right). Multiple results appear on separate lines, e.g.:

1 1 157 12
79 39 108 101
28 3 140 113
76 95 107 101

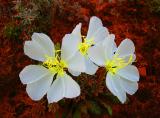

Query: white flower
19 33 85 103
66 16 109 75
88 38 139 103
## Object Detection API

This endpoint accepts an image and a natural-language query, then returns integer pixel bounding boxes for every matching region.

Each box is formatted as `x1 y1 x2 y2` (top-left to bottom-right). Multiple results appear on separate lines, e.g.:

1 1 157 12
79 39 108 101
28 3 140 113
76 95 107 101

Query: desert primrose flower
88 38 139 103
19 33 85 103
67 16 109 75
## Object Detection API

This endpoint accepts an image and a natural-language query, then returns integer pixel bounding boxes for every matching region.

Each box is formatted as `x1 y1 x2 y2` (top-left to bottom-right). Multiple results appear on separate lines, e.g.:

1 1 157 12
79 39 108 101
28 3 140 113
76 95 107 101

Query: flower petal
90 27 109 44
67 51 85 73
72 23 82 36
105 34 115 41
47 76 64 103
88 43 106 66
47 73 80 103
106 73 126 103
24 41 46 61
84 58 98 75
61 34 81 61
32 33 55 57
117 65 139 82
19 65 51 84
103 35 116 60
86 16 103 39
122 54 136 64
24 33 54 61
119 78 138 95
63 74 80 98
88 34 116 65
68 69 81 76
26 74 53 101
116 39 135 57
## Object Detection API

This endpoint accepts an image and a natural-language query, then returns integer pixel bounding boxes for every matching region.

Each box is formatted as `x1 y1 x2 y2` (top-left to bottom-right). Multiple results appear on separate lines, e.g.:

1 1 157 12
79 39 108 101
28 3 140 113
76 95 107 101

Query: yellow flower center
43 50 68 76
105 54 133 75
78 36 94 56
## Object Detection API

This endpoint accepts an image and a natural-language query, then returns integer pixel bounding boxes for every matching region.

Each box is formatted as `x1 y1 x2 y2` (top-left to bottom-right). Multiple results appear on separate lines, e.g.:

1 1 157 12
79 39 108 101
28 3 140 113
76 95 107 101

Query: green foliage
88 101 102 115
13 0 39 25
73 109 81 118
146 0 160 13
55 43 61 50
103 93 120 104
59 99 66 106
106 105 112 116
96 98 112 116
12 0 54 34
55 98 113 117
3 23 22 40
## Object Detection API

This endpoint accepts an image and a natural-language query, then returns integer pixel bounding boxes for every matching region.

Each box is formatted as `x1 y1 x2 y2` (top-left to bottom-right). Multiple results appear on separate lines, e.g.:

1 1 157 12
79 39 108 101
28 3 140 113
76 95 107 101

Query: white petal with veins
47 73 80 103
90 27 109 44
103 36 116 60
24 33 54 61
67 52 85 73
19 65 51 84
84 58 98 75
119 78 138 95
68 68 81 76
88 43 106 66
116 39 135 57
32 33 55 57
86 16 103 39
117 65 139 82
106 73 126 103
26 74 53 101
61 34 81 61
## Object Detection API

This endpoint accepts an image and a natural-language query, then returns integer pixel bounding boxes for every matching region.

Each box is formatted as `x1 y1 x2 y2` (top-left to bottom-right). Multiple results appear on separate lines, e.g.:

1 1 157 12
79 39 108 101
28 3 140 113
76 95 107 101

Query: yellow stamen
105 54 133 75
43 50 68 76
78 36 94 56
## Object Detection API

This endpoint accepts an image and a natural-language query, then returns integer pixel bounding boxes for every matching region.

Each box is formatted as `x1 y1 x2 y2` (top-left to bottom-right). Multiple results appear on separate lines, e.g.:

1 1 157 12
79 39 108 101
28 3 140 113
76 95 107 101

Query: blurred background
0 0 160 117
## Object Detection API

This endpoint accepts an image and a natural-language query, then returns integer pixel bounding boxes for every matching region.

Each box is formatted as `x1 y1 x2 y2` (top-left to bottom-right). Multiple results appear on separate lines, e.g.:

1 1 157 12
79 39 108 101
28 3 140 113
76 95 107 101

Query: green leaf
55 111 60 118
88 101 102 115
79 103 88 114
96 98 112 116
55 43 61 50
106 105 112 116
73 109 81 118
4 24 22 40
59 99 65 106
62 112 67 118
103 93 120 104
